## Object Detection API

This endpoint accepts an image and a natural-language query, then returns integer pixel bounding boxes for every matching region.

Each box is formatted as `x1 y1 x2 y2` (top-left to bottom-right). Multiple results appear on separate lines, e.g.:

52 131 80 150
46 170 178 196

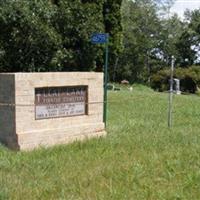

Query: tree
116 0 189 83
0 0 123 73
159 14 184 65
0 0 61 72
53 0 105 71
176 9 200 67
103 0 123 79
117 0 163 83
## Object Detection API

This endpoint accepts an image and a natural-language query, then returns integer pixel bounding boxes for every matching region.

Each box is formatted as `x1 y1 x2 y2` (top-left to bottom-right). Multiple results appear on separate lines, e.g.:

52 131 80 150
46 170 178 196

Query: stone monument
0 72 106 150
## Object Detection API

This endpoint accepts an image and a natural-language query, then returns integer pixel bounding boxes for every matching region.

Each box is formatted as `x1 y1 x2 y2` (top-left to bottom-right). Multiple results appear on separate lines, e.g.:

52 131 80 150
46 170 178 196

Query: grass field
1 85 200 200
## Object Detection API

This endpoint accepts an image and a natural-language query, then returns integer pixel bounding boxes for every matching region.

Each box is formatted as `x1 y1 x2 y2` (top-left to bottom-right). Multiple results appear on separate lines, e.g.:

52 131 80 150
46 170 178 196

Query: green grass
1 85 200 200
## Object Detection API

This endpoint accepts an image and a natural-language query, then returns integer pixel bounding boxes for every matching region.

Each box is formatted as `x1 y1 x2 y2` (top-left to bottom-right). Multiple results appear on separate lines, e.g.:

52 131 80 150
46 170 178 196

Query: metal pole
103 34 109 127
168 56 175 128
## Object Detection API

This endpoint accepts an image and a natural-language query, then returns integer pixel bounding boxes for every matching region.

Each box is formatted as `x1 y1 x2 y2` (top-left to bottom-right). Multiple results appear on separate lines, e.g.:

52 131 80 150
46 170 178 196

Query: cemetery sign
35 86 88 119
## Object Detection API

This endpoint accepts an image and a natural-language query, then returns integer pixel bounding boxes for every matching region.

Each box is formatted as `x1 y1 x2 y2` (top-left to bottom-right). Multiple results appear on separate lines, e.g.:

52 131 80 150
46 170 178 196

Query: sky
171 0 200 18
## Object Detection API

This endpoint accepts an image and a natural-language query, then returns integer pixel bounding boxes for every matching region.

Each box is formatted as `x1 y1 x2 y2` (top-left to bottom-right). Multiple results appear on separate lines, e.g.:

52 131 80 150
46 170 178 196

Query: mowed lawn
1 85 200 200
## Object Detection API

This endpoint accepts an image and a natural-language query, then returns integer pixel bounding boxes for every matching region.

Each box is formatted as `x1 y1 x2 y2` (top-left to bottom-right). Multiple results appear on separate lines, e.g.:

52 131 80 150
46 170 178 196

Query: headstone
174 78 181 95
0 72 106 150
121 80 129 85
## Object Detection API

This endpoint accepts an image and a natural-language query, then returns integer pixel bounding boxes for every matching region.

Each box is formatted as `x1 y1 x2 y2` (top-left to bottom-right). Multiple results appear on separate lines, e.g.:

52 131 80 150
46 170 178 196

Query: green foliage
0 0 122 72
0 0 61 72
117 0 185 83
159 14 185 65
1 0 200 82
150 69 170 92
118 0 162 83
189 9 200 35
103 0 123 78
176 9 200 67
151 66 200 93
176 31 197 67
54 0 105 71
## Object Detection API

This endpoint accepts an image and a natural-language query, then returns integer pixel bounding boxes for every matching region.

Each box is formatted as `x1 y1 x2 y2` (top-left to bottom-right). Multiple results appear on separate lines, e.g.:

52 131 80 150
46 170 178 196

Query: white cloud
171 0 200 18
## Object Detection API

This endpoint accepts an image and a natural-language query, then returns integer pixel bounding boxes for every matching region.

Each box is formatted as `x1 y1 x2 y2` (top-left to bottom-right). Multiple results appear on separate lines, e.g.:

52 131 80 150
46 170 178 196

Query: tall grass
0 85 200 200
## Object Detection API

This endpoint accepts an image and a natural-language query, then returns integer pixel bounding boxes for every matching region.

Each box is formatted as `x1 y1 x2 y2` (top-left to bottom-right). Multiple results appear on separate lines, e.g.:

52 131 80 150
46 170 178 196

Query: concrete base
18 123 106 150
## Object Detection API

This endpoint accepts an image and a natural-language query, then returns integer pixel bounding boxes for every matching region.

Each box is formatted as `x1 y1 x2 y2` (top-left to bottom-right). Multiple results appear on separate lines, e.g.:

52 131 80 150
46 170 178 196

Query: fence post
168 55 175 128
103 34 109 128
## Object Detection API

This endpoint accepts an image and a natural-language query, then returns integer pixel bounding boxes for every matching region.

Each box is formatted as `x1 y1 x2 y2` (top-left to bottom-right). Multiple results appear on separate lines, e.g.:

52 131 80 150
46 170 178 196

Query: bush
151 66 200 93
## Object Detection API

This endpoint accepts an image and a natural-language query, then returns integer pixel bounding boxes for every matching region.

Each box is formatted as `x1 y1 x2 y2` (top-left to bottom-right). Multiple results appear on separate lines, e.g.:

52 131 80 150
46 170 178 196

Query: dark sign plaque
35 86 88 120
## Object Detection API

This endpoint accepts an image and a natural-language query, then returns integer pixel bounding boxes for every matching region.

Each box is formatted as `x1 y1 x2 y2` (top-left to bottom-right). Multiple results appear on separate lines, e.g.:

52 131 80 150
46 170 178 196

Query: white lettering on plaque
35 86 87 120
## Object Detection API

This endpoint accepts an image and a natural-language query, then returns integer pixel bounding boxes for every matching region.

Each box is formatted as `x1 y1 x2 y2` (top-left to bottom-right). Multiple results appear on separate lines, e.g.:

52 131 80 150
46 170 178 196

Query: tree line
0 0 200 85
117 0 200 83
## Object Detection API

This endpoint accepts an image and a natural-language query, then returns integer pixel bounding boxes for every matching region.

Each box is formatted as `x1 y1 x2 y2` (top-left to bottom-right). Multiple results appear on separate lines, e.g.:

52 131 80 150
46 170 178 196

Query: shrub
151 66 200 93
150 69 170 92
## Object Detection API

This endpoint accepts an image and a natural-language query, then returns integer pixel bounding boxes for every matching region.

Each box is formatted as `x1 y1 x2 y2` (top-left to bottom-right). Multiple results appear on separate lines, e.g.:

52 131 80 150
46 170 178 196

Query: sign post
91 33 109 127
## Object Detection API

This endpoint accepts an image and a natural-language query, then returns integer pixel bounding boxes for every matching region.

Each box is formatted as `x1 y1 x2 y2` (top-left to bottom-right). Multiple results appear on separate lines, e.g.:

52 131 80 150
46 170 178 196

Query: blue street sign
91 33 108 44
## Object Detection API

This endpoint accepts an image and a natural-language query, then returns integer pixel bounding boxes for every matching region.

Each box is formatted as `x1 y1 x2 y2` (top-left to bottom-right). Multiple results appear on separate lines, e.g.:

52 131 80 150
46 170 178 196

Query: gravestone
0 72 106 150
174 78 181 95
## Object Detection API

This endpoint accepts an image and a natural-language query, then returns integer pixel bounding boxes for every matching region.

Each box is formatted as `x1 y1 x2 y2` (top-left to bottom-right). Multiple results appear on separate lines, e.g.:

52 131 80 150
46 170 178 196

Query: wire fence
0 91 199 128
0 96 154 107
